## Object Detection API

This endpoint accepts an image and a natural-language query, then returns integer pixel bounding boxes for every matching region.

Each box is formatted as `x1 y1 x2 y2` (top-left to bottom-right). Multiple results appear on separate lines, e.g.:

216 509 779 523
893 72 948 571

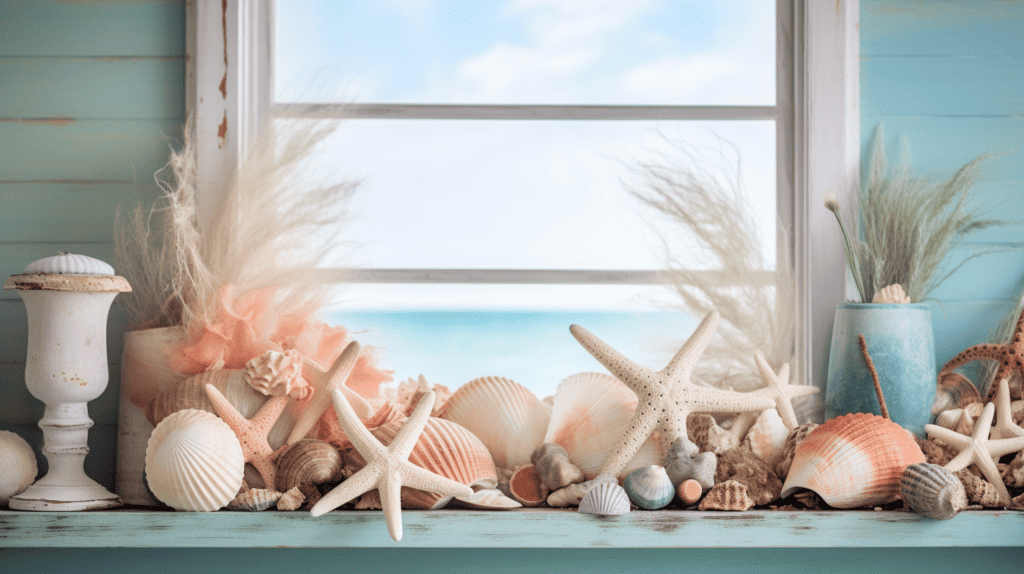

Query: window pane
275 0 776 105
282 119 777 271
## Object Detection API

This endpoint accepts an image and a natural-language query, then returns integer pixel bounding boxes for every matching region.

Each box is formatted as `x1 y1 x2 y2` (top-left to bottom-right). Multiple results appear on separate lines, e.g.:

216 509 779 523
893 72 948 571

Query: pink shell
780 413 925 508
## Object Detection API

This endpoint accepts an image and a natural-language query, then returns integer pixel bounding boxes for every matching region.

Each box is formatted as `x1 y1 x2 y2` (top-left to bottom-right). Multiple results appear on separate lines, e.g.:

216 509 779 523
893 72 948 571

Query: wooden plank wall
0 0 184 489
860 0 1024 378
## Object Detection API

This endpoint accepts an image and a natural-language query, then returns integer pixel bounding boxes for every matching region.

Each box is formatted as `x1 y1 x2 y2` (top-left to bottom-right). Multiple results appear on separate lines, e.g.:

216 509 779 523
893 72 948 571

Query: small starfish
926 402 1024 507
286 341 373 445
310 389 473 541
941 305 1024 401
751 352 818 431
992 377 1024 440
205 384 289 490
571 310 775 477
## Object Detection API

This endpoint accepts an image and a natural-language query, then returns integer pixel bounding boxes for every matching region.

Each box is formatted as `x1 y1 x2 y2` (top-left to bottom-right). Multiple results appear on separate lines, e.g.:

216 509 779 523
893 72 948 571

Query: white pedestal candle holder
4 253 131 511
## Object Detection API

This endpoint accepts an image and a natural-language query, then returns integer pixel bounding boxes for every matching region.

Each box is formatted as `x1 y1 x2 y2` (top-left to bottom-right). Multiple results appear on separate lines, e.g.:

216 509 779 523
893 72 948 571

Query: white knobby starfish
571 310 775 477
751 351 819 431
926 402 1024 507
992 377 1024 440
309 389 474 541
286 341 372 445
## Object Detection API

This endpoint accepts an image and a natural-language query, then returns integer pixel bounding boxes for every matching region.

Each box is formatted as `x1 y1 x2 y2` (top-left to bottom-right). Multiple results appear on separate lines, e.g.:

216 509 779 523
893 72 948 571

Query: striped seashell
146 369 298 450
543 372 663 479
440 376 551 471
227 488 283 511
546 473 617 508
623 465 675 510
871 283 911 304
699 480 754 511
509 464 549 507
145 409 245 512
276 486 306 511
452 489 523 510
345 417 497 509
900 463 966 520
23 252 115 276
578 481 631 516
780 413 926 508
677 479 703 505
934 408 963 431
774 423 818 480
275 438 345 493
932 373 982 415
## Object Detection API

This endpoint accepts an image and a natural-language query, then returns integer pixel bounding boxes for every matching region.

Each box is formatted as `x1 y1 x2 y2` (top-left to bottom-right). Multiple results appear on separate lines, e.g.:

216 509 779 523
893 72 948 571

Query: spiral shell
579 481 631 516
699 480 754 511
440 376 550 471
780 413 926 508
277 486 306 511
227 488 283 511
872 283 911 304
0 431 37 504
900 463 967 520
275 439 345 492
932 372 982 415
244 350 308 399
145 409 245 512
23 252 115 275
623 465 675 510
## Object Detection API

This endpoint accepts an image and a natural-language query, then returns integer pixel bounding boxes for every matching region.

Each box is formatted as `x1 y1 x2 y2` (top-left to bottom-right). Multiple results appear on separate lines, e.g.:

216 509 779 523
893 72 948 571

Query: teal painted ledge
1 509 1021 548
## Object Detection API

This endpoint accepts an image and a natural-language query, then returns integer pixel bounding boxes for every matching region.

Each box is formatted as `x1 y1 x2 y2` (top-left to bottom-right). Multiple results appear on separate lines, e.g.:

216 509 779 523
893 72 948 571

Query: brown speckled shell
276 486 306 511
715 447 782 506
1003 451 1024 488
275 439 345 493
955 469 1003 507
699 480 754 511
687 414 739 454
900 463 966 520
932 373 982 415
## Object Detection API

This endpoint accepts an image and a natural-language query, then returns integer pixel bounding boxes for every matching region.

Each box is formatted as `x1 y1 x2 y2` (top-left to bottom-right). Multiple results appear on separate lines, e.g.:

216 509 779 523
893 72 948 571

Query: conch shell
871 284 911 304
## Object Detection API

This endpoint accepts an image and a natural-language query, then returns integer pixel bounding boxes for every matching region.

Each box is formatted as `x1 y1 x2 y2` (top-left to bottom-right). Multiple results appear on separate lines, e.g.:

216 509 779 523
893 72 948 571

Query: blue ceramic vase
825 303 935 438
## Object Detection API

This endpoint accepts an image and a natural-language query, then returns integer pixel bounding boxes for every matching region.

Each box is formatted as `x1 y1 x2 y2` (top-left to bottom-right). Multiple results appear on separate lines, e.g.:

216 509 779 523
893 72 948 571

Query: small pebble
677 479 703 505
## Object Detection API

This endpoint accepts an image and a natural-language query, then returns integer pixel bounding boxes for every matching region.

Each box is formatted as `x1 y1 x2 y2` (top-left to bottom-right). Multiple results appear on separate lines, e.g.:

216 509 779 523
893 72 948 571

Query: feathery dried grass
625 138 796 392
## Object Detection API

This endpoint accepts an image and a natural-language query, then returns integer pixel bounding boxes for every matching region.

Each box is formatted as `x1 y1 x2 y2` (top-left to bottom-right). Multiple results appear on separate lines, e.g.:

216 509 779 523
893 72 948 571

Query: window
190 0 860 397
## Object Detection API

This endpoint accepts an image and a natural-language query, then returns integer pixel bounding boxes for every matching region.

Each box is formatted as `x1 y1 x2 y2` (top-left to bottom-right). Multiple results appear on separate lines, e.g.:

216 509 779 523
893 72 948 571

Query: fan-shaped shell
624 465 675 510
0 430 37 504
145 409 245 511
24 252 115 275
146 369 298 449
932 373 982 415
440 376 550 471
900 463 966 520
780 413 925 508
227 488 282 511
579 481 631 516
275 439 345 492
543 372 664 479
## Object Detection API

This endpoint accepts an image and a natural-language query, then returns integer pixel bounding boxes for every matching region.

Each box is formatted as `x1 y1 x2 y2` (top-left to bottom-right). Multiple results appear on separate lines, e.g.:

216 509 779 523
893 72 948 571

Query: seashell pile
687 414 740 454
277 486 306 511
775 423 818 480
900 463 966 520
624 465 675 510
0 430 37 504
579 481 631 516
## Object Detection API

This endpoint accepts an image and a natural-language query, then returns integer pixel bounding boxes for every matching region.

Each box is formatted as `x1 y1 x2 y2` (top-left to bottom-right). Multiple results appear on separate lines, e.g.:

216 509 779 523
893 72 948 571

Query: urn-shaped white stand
4 253 131 511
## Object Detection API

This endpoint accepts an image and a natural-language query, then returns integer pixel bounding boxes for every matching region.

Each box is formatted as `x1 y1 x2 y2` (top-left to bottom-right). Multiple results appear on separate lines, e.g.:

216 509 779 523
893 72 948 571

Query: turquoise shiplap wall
860 0 1024 377
0 0 184 489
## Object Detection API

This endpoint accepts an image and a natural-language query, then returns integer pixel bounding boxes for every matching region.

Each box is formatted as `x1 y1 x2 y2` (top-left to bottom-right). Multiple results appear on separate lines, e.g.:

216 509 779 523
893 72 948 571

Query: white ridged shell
440 376 551 471
145 409 245 511
0 431 37 504
543 372 663 479
23 253 115 275
579 482 631 516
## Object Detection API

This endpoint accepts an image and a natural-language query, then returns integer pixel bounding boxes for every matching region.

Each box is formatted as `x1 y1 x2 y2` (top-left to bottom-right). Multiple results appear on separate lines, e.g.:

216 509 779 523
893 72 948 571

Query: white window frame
186 0 859 392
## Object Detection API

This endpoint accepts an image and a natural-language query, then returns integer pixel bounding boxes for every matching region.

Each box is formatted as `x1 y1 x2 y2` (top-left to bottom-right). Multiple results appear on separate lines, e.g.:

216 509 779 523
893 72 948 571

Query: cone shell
543 372 663 479
275 439 345 492
900 463 966 520
441 376 550 470
0 430 37 504
579 481 631 516
145 409 245 512
146 369 298 449
623 465 675 510
932 372 982 415
699 480 754 511
780 413 925 508
227 488 282 511
509 464 548 507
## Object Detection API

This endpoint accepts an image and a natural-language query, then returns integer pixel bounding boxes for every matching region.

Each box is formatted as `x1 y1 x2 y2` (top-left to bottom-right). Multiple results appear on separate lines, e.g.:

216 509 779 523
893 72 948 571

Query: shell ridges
579 482 631 516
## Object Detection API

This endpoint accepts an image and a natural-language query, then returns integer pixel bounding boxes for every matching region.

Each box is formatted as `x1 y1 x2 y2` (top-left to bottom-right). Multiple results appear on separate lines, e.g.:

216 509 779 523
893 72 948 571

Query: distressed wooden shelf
1 508 1021 548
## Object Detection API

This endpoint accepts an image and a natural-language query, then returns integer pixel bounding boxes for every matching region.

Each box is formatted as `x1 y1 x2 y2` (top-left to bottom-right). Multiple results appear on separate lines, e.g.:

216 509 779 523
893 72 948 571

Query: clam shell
623 465 675 510
441 376 551 471
146 369 298 449
543 372 663 479
145 409 245 512
900 463 966 520
579 481 631 516
509 464 548 507
0 430 37 504
699 480 754 511
741 409 789 469
227 488 283 511
780 413 925 508
275 439 345 492
452 489 523 510
932 373 982 415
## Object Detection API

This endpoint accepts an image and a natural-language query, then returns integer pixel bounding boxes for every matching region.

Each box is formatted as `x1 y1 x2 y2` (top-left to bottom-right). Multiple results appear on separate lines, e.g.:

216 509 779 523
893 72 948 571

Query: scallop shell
900 463 966 520
0 430 37 504
344 417 498 509
440 376 551 471
699 480 754 511
509 464 548 507
543 372 663 479
741 409 789 469
932 372 982 415
578 481 631 516
23 252 115 275
452 489 523 510
146 369 298 450
871 283 911 304
227 488 283 511
275 439 345 493
546 473 617 507
623 465 675 510
780 413 926 508
145 409 245 512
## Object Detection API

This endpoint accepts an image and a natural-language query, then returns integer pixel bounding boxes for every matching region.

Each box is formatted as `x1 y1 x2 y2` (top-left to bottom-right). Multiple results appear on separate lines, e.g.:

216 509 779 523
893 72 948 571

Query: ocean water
324 310 698 399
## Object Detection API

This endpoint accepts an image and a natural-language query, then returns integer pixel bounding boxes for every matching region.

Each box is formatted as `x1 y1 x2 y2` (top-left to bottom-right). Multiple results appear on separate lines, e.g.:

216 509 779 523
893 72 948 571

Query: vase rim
836 302 930 310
